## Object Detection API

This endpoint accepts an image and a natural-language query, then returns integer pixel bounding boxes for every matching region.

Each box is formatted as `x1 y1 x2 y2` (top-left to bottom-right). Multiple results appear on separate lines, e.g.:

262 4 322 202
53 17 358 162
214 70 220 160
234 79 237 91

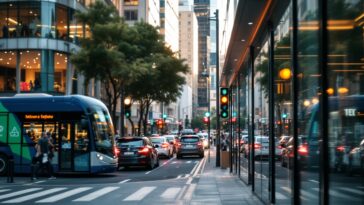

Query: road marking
193 157 206 177
36 187 92 203
160 187 181 199
176 186 187 200
194 161 199 163
338 187 364 195
2 188 66 203
0 188 42 200
309 180 319 184
34 181 46 184
145 157 175 174
118 179 131 184
123 187 156 201
301 190 318 199
186 161 191 164
0 189 10 193
329 189 361 200
275 192 288 200
171 161 177 164
73 187 119 202
189 160 200 175
281 186 292 194
176 175 182 179
183 184 196 200
184 174 190 178
186 177 193 185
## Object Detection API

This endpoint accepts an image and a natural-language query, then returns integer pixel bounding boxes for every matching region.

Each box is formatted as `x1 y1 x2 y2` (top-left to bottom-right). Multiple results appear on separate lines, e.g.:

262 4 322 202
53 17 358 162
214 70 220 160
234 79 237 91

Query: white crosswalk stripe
301 190 318 199
36 187 92 203
0 188 42 200
2 188 66 203
160 187 181 199
123 186 156 201
0 190 10 194
73 187 119 202
338 187 364 195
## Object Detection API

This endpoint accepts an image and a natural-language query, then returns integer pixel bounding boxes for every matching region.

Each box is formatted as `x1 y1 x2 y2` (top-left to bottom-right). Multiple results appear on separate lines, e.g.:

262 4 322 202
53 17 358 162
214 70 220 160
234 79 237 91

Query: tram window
23 122 42 143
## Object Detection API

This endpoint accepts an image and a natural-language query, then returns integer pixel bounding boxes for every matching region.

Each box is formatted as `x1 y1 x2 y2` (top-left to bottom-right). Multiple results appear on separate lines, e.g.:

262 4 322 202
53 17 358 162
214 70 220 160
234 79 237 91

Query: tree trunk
143 100 151 135
127 117 135 136
137 103 144 136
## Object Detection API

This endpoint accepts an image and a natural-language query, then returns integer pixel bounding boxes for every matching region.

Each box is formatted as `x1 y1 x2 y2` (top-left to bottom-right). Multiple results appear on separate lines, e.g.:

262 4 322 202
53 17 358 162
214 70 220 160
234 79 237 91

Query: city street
0 153 207 204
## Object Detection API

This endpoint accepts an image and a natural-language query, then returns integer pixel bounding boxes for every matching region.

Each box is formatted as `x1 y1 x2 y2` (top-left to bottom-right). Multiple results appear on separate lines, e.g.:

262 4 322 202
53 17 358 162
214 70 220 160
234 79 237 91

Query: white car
150 137 173 158
197 133 209 149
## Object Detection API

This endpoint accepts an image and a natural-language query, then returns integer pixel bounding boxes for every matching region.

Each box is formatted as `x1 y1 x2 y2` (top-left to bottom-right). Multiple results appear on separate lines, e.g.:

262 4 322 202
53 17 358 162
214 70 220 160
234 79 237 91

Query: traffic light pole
120 87 125 137
215 10 220 167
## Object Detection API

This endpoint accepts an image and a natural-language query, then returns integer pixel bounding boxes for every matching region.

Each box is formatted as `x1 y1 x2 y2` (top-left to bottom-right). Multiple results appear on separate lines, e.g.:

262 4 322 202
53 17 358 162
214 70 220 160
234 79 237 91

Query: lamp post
202 69 211 163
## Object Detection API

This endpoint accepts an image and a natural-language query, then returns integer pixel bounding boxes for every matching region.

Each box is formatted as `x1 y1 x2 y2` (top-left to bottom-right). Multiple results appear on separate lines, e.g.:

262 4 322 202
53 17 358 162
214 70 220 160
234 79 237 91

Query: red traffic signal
203 117 209 124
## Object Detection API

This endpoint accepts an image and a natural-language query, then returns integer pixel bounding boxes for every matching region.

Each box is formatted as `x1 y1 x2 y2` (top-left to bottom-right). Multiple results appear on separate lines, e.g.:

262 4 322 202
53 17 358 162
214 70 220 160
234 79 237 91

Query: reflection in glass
254 41 270 202
274 3 292 204
327 0 364 204
93 109 115 157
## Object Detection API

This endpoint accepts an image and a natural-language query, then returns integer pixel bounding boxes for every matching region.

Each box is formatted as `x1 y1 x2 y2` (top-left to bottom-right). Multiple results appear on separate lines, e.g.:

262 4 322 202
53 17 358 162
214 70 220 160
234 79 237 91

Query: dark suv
176 135 204 159
116 137 159 169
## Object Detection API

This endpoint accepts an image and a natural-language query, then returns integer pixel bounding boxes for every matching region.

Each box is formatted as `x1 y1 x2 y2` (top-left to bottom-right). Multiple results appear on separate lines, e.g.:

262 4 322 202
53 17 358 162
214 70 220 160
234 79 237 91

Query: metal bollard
7 158 14 183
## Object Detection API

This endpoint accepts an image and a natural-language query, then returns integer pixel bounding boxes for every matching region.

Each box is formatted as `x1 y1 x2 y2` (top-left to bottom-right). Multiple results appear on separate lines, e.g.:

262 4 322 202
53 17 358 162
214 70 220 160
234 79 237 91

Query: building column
77 74 85 95
65 58 74 95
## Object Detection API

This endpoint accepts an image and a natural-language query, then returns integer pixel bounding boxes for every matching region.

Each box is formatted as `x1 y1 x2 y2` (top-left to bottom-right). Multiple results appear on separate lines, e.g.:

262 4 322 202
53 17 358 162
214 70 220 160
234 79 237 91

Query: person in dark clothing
34 132 56 180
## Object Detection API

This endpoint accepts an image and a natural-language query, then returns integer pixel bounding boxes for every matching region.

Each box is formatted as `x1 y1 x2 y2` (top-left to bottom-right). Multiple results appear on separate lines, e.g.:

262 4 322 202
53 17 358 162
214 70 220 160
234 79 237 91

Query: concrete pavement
190 147 263 205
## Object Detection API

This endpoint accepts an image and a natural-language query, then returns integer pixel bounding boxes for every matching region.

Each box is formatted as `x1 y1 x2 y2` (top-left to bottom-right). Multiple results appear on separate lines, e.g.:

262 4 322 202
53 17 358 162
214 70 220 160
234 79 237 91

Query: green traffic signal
221 111 228 118
205 112 210 117
221 88 228 95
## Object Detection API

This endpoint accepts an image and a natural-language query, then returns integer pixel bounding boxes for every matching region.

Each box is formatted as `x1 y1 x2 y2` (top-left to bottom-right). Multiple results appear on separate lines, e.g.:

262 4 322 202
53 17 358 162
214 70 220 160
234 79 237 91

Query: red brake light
298 145 308 156
114 147 120 156
336 145 345 152
138 147 149 154
197 142 202 146
254 144 261 149
177 143 182 147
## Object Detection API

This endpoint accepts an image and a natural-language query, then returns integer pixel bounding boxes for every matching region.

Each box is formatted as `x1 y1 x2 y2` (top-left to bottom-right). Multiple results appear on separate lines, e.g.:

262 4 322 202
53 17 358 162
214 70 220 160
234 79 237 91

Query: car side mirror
154 144 159 148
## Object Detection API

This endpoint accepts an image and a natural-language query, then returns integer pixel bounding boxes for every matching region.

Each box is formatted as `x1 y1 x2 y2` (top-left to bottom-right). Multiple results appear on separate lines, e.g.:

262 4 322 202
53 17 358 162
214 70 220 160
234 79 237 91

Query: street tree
126 23 189 135
71 1 145 123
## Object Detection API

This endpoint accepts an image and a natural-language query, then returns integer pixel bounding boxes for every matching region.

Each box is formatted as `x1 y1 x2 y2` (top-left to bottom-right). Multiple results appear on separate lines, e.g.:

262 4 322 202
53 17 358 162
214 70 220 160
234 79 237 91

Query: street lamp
201 69 211 163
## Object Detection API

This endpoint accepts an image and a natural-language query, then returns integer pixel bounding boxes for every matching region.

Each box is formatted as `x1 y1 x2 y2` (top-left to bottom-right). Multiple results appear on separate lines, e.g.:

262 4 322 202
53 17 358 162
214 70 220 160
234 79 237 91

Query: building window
124 10 138 21
0 51 16 92
124 0 139 6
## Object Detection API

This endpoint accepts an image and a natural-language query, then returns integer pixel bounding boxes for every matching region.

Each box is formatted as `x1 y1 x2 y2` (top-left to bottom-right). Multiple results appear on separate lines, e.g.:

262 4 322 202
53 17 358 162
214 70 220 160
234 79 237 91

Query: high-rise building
194 0 210 111
179 6 198 124
121 0 160 27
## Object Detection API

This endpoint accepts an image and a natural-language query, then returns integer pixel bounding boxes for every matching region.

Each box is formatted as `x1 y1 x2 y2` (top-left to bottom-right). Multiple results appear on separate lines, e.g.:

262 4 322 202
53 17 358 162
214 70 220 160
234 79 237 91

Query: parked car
150 136 174 158
176 135 204 159
116 137 159 169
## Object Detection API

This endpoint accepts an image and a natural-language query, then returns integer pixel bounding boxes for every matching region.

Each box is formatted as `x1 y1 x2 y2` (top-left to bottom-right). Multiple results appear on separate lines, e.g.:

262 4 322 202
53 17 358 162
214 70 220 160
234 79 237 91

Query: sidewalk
190 147 263 205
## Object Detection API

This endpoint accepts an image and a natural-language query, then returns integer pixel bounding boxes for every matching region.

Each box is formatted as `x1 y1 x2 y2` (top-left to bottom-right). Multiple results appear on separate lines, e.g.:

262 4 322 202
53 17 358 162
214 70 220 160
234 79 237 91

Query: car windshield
151 137 164 144
117 138 143 147
181 137 199 143
165 136 175 142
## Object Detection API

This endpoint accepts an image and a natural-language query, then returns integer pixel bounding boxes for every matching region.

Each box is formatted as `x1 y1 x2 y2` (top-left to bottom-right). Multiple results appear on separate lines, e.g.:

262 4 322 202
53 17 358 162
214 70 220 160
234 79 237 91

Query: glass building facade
0 0 91 95
223 0 364 204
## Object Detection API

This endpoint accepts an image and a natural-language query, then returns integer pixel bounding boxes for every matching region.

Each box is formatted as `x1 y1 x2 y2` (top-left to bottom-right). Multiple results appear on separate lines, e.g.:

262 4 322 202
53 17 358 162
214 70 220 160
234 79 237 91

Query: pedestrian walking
34 132 56 180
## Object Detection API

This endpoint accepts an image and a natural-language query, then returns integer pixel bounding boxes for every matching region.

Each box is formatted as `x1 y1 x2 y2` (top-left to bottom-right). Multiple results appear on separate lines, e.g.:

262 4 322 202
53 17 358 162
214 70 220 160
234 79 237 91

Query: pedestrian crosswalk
0 184 362 204
0 185 193 204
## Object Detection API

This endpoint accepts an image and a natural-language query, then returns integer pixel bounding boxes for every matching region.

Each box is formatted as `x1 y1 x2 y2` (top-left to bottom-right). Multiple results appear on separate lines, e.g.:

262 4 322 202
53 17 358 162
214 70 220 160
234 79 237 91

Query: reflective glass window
327 0 364 204
0 51 17 92
56 5 68 40
20 50 41 92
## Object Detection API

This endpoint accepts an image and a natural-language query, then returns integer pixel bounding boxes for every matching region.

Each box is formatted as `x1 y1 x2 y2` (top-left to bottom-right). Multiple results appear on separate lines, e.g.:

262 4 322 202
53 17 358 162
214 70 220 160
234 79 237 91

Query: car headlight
97 153 104 161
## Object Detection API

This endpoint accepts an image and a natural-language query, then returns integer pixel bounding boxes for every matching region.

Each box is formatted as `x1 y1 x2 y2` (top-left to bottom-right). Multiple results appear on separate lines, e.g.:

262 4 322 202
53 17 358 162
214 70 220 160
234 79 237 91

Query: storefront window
239 65 250 183
20 50 41 92
254 41 270 202
327 0 364 204
0 51 16 92
124 0 139 6
0 4 7 38
54 52 67 93
274 3 293 203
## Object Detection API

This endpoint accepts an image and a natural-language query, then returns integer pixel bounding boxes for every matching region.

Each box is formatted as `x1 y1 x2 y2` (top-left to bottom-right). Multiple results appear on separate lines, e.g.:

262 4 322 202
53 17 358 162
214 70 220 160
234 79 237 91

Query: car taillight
277 145 282 149
197 142 202 146
336 145 345 153
114 147 120 156
298 145 308 156
162 143 169 148
177 143 182 147
254 144 261 149
138 147 149 154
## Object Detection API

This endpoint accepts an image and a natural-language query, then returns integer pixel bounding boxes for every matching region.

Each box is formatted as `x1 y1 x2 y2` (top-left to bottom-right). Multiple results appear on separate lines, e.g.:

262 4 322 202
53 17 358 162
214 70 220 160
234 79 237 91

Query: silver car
150 137 173 158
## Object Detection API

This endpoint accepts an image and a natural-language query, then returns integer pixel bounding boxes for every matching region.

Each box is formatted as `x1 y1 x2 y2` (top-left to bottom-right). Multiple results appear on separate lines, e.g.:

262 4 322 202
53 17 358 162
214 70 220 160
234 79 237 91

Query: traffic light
156 119 163 129
220 87 229 118
203 116 209 124
163 114 167 121
124 98 131 117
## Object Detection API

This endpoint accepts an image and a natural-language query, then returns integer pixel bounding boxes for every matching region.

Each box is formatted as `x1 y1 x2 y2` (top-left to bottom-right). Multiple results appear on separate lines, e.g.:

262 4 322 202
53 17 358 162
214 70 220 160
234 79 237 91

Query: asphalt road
0 152 207 204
